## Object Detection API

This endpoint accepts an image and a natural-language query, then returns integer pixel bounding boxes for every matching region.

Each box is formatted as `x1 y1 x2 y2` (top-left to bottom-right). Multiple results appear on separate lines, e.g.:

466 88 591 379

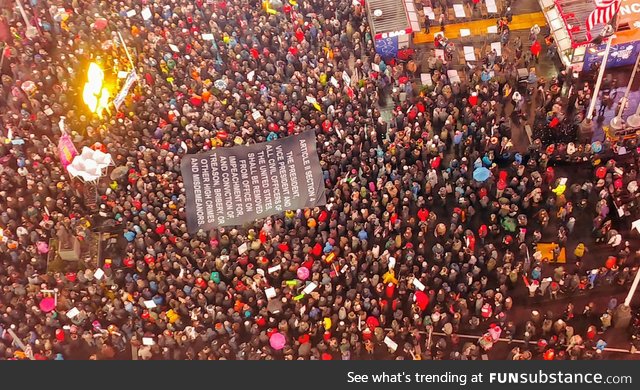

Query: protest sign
181 131 326 231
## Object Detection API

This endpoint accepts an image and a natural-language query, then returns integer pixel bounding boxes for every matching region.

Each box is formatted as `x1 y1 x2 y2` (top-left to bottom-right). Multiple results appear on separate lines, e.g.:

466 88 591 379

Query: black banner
180 131 326 231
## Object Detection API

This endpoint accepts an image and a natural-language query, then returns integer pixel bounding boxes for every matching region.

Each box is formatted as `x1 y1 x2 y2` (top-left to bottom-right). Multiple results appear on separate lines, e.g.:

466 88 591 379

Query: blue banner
375 36 399 60
583 40 640 70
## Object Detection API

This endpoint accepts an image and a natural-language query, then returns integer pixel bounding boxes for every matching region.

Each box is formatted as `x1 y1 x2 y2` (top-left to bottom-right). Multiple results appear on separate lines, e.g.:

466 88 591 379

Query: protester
0 0 638 361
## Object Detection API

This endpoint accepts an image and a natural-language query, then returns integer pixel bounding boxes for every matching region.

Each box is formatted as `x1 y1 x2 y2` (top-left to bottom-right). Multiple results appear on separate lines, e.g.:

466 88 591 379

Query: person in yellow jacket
574 243 587 261
383 269 398 285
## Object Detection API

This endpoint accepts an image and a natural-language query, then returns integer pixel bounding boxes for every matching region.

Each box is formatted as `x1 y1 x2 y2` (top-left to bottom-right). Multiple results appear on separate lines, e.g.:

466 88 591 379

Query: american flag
585 0 621 40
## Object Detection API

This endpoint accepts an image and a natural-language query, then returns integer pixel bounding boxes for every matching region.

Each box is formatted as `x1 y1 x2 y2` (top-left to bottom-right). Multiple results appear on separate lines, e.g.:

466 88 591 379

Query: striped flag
585 0 621 40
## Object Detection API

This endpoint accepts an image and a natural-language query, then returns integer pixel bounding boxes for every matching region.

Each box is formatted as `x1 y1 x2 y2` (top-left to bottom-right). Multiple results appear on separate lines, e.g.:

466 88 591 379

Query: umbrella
39 297 56 313
110 166 129 180
296 266 310 281
269 332 286 350
415 291 429 311
214 79 227 90
36 241 49 254
366 316 380 330
473 167 491 182
592 141 603 153
92 18 108 30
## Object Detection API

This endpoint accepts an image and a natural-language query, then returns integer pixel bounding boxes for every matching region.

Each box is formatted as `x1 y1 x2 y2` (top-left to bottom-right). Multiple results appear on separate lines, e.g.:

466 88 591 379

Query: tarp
536 242 567 263
181 131 326 231
67 147 113 182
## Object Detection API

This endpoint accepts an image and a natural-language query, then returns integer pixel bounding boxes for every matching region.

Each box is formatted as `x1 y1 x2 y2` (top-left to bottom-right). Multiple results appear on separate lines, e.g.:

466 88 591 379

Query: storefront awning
552 0 640 47
365 0 413 39
554 0 603 47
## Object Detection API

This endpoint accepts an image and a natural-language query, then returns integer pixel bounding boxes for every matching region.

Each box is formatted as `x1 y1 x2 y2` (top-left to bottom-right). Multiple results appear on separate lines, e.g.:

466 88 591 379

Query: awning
553 0 640 47
365 0 413 39
554 0 602 47
538 0 575 66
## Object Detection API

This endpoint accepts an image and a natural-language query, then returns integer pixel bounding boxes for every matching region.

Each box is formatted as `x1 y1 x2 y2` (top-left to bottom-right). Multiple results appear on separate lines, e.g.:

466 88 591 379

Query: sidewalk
593 88 640 142
413 11 547 44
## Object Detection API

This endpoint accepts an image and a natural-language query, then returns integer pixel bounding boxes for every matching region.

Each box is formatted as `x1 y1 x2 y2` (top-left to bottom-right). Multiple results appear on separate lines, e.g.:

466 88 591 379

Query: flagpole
586 35 614 121
117 31 135 70
15 0 33 30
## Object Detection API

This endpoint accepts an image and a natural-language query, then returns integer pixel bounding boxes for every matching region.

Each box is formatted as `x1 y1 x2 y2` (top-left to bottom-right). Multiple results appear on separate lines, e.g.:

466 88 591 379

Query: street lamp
625 103 640 128
610 51 640 130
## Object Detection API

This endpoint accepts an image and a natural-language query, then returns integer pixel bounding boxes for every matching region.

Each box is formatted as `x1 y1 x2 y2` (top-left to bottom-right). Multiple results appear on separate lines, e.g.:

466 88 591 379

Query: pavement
410 1 560 152
591 67 640 142
413 12 547 44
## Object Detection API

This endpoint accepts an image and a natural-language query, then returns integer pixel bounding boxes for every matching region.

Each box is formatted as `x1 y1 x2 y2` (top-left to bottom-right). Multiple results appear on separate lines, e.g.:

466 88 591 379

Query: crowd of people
1 0 639 360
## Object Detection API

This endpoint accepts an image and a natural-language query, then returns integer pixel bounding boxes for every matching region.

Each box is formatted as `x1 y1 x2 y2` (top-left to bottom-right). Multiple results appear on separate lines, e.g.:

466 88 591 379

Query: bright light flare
83 62 110 118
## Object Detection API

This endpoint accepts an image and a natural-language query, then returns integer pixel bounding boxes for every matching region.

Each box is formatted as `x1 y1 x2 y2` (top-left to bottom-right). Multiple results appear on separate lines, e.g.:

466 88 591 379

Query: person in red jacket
531 40 542 64
417 208 429 222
